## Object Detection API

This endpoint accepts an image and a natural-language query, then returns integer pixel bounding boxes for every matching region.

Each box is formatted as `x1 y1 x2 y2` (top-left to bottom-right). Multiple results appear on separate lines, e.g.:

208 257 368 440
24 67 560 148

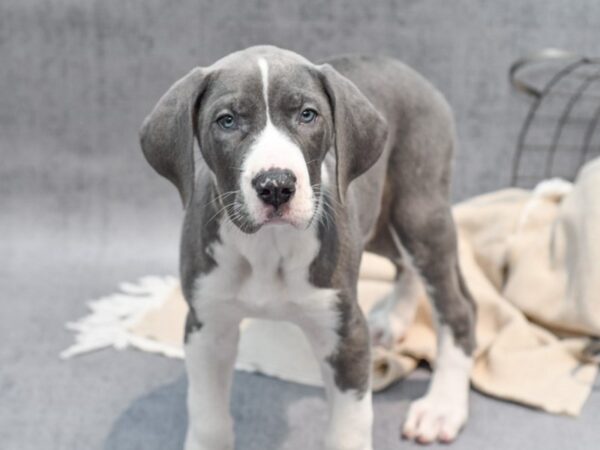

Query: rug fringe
60 276 180 359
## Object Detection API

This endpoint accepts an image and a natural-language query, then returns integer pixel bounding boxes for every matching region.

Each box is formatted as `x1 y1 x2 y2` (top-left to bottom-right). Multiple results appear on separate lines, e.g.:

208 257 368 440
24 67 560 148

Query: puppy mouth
228 187 318 232
228 207 315 233
262 205 298 226
267 203 325 230
222 201 295 233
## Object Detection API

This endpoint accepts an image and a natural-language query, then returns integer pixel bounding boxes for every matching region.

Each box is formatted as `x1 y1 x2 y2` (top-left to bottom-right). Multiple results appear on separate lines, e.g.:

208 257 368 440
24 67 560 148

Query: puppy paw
184 428 234 450
401 394 468 444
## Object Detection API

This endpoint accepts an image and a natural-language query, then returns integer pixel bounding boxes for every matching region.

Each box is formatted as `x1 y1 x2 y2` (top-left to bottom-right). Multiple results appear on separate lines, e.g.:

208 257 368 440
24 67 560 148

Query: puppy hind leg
368 229 424 348
403 325 472 444
391 202 476 444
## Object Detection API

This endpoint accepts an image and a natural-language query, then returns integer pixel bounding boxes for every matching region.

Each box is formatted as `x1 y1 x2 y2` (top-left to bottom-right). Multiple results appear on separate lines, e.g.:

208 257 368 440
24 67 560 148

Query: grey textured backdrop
2 1 600 449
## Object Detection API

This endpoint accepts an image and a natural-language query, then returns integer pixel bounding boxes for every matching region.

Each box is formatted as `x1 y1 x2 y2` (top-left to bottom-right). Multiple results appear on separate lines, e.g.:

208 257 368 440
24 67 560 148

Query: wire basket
510 48 600 187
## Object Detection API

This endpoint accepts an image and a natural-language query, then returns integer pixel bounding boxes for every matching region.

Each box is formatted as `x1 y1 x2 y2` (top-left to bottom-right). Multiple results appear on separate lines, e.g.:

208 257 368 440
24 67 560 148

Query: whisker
201 189 240 209
206 200 238 226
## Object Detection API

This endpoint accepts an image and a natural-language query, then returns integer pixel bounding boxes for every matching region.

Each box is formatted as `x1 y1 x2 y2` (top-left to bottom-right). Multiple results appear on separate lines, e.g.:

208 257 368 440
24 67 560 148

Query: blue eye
299 108 317 123
217 114 236 130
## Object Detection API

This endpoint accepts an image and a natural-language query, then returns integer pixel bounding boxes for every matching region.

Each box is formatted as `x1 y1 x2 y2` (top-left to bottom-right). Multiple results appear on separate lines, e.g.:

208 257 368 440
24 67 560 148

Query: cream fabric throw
129 159 600 417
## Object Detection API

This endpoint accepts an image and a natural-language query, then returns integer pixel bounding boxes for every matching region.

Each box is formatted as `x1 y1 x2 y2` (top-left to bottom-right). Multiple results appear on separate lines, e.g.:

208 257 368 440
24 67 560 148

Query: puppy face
196 51 333 233
141 46 388 231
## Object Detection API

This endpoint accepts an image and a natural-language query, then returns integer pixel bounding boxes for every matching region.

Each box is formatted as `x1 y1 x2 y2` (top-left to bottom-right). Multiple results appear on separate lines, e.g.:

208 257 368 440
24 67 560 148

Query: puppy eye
217 114 236 130
299 108 318 124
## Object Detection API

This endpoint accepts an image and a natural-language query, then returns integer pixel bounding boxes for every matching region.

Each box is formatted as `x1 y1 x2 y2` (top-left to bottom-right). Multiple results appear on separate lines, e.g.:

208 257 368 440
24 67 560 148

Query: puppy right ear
139 68 208 208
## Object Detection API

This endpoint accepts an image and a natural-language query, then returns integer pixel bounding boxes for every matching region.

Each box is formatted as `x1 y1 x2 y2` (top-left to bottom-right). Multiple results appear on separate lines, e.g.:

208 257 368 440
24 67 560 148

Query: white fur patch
240 58 315 228
313 357 373 450
258 58 270 115
184 321 238 450
192 221 339 336
368 225 424 348
368 260 423 348
324 389 373 450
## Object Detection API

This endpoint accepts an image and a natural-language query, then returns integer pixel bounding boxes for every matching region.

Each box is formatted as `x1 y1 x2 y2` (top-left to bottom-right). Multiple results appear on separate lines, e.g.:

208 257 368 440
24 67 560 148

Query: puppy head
140 46 387 233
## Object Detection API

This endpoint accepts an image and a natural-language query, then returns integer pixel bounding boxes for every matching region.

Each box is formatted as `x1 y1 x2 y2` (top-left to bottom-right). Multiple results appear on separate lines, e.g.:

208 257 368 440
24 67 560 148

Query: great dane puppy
140 45 476 450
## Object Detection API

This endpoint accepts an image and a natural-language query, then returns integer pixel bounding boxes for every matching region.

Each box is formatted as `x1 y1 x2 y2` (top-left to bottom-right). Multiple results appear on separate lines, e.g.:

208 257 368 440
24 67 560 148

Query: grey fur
326 55 477 354
327 293 371 397
318 64 389 203
308 177 371 397
184 308 203 344
140 68 208 207
179 172 222 301
140 45 476 403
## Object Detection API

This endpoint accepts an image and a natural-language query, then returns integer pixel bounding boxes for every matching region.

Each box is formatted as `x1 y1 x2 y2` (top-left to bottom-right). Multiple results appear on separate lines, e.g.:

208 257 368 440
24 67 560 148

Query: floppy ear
319 64 388 203
139 67 208 207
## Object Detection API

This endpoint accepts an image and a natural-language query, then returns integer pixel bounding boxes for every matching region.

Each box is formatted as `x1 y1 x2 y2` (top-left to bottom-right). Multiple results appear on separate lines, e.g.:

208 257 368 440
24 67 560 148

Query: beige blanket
130 159 600 417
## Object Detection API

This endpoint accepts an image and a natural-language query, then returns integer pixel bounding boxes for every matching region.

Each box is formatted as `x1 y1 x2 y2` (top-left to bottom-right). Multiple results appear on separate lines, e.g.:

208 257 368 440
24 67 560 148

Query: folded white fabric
505 159 600 337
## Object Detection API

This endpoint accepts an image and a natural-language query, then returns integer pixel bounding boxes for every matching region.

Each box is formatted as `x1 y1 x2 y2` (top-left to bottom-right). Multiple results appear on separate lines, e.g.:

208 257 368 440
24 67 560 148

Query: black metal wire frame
509 49 600 186
580 97 600 169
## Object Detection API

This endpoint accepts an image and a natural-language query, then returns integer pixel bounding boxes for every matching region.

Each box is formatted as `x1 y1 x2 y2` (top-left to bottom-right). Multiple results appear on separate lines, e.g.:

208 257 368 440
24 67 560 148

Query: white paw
401 393 468 444
368 295 414 349
184 428 234 450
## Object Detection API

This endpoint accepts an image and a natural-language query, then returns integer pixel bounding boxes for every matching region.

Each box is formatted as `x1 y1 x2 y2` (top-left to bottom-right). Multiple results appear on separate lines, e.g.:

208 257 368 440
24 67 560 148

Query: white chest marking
192 222 339 335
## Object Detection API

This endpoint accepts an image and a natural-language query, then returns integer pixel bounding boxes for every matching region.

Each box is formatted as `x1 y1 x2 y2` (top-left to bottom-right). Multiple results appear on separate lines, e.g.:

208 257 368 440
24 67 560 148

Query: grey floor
3 1 600 448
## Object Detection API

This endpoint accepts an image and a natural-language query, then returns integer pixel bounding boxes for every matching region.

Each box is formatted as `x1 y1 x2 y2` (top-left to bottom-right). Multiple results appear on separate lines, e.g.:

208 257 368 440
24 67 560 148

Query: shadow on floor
103 371 325 450
105 365 598 450
103 373 187 450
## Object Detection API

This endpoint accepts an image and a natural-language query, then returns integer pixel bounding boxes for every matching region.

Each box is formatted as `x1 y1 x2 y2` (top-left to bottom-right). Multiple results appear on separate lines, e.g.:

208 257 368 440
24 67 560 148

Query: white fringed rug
60 276 184 359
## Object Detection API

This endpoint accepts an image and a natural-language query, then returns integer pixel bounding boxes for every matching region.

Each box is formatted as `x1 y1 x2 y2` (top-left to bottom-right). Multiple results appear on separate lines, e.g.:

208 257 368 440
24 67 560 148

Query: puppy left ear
319 64 388 203
139 67 208 208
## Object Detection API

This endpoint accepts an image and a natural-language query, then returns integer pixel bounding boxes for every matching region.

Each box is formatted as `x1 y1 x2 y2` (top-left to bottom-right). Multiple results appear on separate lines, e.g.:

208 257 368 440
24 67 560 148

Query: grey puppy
140 46 475 450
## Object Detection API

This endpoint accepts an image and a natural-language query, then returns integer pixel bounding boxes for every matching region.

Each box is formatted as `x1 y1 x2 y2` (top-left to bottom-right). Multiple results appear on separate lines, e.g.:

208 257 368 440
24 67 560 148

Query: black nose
252 169 297 209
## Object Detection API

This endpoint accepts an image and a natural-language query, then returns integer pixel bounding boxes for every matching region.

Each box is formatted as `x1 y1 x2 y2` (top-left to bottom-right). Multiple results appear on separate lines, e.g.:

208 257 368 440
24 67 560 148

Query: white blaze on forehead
240 58 315 226
258 58 270 115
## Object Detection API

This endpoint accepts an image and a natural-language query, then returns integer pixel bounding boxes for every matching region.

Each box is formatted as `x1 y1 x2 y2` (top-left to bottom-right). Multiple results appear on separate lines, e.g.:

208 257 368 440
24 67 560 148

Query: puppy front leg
301 300 373 450
184 310 241 450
